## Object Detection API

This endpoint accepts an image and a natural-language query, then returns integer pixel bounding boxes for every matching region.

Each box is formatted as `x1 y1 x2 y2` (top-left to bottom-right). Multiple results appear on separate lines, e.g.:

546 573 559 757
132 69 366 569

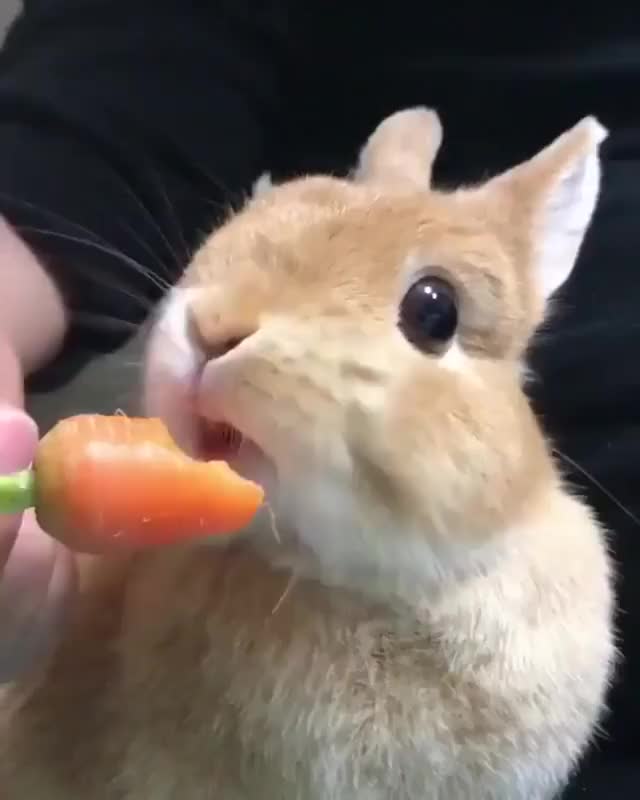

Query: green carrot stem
0 469 36 515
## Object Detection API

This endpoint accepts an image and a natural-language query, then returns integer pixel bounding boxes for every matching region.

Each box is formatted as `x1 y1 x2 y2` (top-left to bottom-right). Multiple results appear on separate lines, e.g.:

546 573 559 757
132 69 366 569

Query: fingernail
0 406 38 473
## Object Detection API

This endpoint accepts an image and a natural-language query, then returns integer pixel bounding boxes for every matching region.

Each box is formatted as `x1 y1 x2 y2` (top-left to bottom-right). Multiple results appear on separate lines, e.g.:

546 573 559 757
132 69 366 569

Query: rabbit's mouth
195 418 244 461
194 417 272 489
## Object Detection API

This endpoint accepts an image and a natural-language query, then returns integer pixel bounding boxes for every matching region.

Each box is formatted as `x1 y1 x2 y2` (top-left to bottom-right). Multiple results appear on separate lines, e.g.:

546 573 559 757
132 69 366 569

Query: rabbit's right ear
478 116 607 304
354 107 442 190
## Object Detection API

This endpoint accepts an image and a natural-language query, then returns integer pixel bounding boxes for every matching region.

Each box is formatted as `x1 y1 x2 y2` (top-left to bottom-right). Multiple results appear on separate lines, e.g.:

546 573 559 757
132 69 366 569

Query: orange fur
1 108 615 799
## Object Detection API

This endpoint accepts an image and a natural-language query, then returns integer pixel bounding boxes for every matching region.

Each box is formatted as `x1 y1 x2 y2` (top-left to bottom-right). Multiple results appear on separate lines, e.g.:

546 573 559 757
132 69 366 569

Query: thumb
0 405 38 475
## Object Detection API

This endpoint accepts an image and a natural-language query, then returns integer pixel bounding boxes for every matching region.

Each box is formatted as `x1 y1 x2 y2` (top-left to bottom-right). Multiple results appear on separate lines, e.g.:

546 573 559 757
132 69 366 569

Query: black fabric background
1 2 639 795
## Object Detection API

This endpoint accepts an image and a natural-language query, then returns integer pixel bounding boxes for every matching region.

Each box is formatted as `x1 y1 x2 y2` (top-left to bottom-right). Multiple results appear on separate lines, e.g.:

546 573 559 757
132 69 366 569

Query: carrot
0 415 264 554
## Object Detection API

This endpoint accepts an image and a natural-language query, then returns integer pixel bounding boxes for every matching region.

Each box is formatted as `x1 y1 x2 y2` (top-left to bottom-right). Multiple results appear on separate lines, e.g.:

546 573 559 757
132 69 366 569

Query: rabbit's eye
399 276 458 353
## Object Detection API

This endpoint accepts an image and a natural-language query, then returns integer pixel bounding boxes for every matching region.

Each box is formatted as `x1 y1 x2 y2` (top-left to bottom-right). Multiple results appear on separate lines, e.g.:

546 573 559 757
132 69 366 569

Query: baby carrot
0 415 264 554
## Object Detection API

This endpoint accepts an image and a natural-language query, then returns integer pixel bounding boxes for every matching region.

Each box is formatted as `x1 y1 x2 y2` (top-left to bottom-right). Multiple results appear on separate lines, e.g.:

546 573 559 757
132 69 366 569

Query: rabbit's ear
354 107 442 189
482 117 607 302
251 171 273 199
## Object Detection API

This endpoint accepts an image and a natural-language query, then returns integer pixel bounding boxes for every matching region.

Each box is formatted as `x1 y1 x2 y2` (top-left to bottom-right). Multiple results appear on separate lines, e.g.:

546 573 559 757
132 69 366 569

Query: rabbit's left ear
354 107 442 189
481 117 607 302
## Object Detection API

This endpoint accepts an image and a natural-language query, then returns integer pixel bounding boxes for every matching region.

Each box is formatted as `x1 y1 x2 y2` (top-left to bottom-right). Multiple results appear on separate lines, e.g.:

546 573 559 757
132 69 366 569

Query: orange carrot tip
0 415 264 555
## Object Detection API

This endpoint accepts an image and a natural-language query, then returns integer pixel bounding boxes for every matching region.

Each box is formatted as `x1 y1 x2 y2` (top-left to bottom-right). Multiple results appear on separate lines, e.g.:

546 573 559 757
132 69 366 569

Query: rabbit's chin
240 458 503 612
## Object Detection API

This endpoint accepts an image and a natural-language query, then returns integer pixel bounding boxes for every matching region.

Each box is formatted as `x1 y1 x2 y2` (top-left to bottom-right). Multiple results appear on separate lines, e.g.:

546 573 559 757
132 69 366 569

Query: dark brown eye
399 275 458 353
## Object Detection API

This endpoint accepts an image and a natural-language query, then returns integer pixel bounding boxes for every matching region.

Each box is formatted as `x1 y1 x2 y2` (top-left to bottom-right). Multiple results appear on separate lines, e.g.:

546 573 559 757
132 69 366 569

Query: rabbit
0 107 616 800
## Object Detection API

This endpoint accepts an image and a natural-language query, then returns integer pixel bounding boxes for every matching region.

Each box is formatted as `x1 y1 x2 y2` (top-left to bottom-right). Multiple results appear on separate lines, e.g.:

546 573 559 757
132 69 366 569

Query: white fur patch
534 118 606 300
252 171 273 199
143 287 204 450
440 340 473 374
148 287 202 380
262 467 501 609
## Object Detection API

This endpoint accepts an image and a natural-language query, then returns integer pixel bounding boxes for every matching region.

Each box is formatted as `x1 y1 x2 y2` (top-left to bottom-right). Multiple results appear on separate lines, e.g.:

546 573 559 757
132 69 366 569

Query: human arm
0 218 67 377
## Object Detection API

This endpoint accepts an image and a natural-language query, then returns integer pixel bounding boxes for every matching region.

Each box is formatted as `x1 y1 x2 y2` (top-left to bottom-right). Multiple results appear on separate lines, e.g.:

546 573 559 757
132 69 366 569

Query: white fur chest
107 524 611 800
1 500 613 800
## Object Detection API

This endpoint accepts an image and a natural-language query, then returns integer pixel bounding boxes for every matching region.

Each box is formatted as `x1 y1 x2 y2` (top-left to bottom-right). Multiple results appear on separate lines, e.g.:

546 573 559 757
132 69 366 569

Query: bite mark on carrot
0 414 264 555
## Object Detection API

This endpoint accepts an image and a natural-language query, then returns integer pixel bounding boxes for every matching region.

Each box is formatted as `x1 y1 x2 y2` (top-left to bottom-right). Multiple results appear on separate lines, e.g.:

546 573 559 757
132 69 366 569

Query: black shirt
1 2 639 796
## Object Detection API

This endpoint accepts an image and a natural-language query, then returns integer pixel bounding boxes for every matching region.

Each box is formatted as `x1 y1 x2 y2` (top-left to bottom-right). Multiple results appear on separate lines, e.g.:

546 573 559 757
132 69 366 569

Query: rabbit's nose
187 305 257 360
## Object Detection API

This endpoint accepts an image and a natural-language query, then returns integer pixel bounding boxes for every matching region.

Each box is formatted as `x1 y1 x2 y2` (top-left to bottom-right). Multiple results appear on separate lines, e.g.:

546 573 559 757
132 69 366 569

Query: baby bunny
1 107 615 800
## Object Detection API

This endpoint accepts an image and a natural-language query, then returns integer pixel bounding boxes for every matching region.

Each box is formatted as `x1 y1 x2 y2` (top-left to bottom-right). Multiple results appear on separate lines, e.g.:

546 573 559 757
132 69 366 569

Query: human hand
0 335 76 682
